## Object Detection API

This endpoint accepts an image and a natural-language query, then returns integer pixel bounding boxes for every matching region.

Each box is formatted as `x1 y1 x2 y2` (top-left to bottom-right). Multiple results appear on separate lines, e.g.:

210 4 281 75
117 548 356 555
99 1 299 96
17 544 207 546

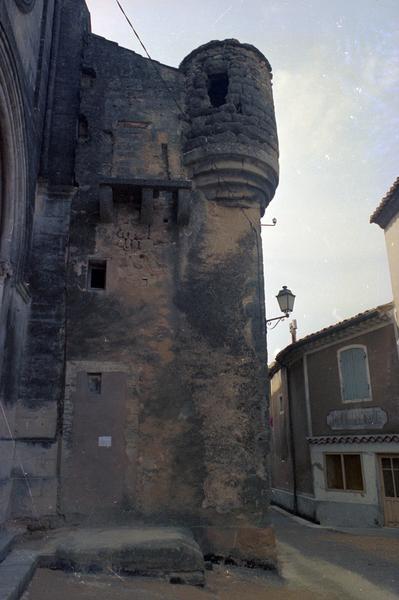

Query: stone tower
60 37 279 565
176 40 280 562
0 1 280 567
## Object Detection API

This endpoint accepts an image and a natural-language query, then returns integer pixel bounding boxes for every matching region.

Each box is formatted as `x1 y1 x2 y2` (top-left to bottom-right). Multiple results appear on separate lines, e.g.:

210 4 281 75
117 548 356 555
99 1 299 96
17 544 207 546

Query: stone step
0 530 18 564
39 526 205 585
0 550 38 600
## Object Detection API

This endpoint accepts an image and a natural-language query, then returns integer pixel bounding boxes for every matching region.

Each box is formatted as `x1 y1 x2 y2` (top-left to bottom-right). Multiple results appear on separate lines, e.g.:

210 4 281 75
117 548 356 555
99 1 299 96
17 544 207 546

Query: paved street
23 508 399 599
271 505 399 599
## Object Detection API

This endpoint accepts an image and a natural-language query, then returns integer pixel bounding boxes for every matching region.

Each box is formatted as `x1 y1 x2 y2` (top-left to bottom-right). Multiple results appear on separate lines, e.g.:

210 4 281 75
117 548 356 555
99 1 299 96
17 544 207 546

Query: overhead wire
0 399 38 518
114 0 187 117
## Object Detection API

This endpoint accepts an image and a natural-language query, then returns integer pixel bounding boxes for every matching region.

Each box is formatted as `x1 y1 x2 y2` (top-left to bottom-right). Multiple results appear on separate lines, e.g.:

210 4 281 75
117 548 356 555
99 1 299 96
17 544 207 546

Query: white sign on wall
327 407 387 430
98 436 112 447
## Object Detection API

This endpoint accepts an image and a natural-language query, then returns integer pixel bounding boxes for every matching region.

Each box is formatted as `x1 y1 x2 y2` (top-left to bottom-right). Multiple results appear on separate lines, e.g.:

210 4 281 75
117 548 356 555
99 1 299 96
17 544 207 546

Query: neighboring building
371 178 399 322
0 3 279 565
269 303 399 528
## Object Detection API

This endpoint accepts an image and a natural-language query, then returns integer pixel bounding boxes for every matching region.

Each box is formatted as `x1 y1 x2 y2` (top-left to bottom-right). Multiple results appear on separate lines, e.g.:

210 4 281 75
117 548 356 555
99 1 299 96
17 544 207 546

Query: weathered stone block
196 525 276 567
177 189 191 226
99 185 114 223
141 188 154 225
11 477 58 518
14 404 58 438
0 441 14 480
14 442 58 478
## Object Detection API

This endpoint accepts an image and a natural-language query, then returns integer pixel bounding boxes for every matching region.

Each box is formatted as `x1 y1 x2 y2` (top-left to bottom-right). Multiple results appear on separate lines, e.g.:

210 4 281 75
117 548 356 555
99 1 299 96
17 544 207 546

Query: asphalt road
271 506 399 599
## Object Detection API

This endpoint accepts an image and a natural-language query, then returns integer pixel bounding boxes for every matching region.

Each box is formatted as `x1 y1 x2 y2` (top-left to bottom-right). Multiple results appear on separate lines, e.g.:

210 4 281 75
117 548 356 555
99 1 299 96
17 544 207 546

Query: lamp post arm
266 314 289 329
266 315 287 323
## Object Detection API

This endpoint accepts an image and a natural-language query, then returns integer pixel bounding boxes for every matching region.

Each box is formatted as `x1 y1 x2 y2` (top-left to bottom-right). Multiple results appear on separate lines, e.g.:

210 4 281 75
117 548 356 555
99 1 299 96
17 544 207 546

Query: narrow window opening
78 115 88 140
88 260 106 290
208 73 229 107
88 373 102 394
81 67 97 88
278 395 284 414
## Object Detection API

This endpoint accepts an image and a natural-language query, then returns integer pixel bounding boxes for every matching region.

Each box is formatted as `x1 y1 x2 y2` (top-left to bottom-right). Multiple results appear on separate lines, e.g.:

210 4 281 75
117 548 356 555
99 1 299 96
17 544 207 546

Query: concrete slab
0 530 19 563
0 550 39 600
37 527 205 585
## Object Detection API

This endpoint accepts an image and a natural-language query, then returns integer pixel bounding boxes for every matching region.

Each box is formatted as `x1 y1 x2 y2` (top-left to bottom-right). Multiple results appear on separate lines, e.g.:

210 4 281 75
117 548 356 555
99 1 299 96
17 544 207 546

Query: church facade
0 0 279 565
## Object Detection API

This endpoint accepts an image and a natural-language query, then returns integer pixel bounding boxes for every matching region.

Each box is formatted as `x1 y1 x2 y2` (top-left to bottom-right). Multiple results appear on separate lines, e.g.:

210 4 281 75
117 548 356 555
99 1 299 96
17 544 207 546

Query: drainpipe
285 366 298 514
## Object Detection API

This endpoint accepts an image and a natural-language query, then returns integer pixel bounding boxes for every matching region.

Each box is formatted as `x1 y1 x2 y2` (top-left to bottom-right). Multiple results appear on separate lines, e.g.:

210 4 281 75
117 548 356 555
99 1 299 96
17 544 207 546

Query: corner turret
180 39 279 215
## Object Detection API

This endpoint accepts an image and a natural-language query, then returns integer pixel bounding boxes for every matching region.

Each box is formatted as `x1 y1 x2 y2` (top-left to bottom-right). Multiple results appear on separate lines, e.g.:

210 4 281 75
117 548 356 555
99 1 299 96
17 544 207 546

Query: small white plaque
98 436 112 447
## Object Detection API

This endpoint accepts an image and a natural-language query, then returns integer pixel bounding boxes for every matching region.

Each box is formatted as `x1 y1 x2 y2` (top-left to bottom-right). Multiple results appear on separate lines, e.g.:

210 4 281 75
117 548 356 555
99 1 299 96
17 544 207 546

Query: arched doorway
0 25 30 524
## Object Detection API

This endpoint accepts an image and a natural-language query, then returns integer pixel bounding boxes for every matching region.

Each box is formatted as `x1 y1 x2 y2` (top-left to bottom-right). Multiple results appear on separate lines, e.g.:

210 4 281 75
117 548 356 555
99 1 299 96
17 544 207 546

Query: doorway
380 455 399 526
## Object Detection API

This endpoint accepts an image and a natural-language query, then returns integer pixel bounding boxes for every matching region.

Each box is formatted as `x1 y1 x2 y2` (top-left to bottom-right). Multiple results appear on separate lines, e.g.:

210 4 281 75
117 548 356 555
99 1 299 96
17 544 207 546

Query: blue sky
86 0 399 358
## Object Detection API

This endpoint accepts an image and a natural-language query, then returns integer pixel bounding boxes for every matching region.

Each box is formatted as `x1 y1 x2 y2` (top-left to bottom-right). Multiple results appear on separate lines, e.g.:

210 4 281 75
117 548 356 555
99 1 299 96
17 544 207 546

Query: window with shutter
338 345 371 402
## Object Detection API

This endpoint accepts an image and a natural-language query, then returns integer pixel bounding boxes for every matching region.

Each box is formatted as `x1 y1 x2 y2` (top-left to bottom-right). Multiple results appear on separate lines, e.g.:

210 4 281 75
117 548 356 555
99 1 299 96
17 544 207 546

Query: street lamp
266 286 296 329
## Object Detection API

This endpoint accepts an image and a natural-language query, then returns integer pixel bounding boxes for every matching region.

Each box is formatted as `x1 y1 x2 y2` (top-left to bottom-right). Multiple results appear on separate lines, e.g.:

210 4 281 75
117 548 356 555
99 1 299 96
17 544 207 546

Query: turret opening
208 72 229 107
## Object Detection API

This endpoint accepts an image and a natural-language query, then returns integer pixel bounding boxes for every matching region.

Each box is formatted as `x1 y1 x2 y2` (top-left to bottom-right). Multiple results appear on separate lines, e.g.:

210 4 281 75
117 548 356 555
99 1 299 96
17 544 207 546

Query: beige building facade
371 178 399 322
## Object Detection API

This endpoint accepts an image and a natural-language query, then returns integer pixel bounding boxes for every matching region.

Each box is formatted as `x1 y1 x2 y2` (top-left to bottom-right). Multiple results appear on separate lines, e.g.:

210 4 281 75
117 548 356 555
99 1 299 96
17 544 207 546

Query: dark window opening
78 115 88 140
235 101 242 114
88 373 102 394
326 453 364 491
88 260 106 290
208 73 229 107
81 67 96 89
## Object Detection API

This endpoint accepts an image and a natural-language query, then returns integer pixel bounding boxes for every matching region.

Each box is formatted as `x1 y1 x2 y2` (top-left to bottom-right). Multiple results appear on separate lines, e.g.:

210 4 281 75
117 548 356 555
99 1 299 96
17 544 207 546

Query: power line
0 399 38 518
114 0 186 117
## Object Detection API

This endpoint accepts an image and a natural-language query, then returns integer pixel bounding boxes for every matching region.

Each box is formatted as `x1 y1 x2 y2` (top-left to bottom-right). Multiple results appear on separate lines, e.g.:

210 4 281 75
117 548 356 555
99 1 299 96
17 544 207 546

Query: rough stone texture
180 39 279 213
0 0 59 524
0 549 39 600
36 526 205 585
0 0 90 522
57 35 278 565
1 0 279 568
197 525 276 566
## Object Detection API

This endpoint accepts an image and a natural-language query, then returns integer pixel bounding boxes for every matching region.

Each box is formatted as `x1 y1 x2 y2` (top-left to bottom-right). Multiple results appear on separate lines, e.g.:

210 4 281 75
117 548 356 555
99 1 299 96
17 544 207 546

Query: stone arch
0 25 30 407
0 26 29 285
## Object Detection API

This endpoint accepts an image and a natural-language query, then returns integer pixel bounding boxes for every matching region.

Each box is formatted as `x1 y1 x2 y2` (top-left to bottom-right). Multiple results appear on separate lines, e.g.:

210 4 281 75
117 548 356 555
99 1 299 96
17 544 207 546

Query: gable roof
269 302 393 376
370 177 399 228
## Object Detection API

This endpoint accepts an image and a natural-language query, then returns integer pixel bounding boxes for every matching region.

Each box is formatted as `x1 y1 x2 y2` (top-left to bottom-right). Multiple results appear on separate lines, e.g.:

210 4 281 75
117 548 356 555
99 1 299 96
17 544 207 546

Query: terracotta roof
269 302 393 376
370 176 399 228
308 434 399 445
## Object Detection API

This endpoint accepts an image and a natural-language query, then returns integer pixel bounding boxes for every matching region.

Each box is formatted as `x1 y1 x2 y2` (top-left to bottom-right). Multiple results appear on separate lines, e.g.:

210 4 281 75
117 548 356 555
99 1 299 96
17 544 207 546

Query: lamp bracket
266 314 289 329
261 217 277 227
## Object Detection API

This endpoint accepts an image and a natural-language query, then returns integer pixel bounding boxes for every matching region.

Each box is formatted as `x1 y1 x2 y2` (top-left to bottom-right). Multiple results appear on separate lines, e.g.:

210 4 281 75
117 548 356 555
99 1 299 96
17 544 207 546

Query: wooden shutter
339 347 370 401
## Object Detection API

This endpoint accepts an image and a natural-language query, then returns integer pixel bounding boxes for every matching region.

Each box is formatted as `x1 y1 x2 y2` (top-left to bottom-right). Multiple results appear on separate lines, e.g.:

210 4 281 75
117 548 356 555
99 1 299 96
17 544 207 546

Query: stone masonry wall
59 36 279 566
7 0 90 521
0 0 59 523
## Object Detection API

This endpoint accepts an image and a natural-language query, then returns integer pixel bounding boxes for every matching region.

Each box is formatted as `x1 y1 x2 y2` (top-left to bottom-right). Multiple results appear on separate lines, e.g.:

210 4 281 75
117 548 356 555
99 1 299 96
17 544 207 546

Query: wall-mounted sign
98 436 112 447
327 407 387 431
